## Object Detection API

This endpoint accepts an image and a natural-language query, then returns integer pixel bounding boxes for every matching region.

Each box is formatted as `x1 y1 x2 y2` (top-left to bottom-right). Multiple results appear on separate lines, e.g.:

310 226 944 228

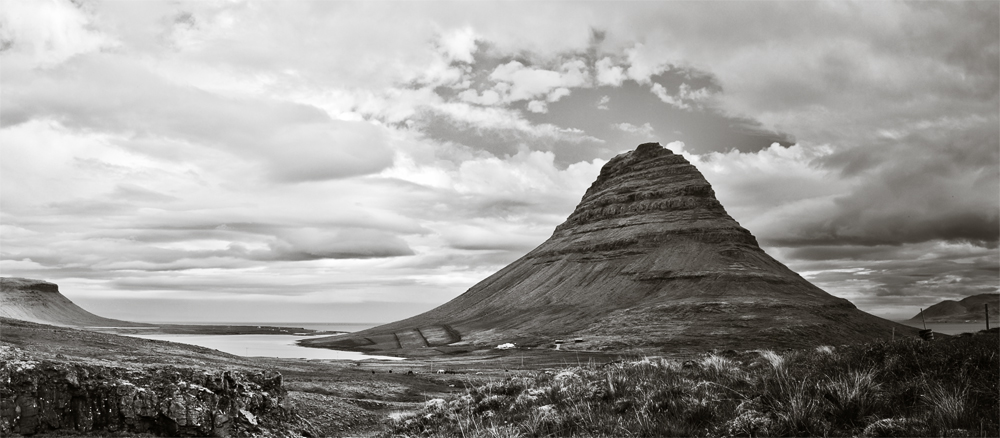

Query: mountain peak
634 141 670 157
555 141 730 236
305 143 915 354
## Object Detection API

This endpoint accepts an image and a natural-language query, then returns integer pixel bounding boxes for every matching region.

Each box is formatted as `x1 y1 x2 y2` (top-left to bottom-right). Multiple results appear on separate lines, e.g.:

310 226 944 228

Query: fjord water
124 322 404 360
897 320 996 335
145 321 380 332
124 333 403 360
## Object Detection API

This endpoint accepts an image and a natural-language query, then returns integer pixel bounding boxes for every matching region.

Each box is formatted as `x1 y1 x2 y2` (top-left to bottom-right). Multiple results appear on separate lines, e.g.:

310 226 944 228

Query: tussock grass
382 334 999 437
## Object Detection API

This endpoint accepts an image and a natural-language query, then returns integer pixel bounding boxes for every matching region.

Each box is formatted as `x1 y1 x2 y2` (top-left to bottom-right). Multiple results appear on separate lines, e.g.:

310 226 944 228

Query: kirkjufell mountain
0 277 146 327
306 143 917 353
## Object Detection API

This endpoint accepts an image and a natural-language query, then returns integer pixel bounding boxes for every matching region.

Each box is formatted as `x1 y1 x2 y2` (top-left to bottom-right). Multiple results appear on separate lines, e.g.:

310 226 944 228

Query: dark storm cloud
809 249 997 303
767 119 999 249
803 256 998 295
786 245 930 263
780 240 998 318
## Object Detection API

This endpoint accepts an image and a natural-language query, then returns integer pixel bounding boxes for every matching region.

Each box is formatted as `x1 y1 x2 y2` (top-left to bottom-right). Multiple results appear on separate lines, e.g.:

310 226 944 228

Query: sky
1 0 997 323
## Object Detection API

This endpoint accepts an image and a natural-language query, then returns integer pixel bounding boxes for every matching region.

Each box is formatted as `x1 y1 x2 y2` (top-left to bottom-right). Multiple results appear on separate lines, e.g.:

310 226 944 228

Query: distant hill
909 293 1000 323
304 143 917 354
0 277 148 327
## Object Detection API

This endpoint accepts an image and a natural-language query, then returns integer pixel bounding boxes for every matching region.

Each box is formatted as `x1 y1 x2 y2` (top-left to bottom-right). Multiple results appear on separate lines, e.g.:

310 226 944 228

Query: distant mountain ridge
304 143 917 354
909 293 1000 323
0 277 147 327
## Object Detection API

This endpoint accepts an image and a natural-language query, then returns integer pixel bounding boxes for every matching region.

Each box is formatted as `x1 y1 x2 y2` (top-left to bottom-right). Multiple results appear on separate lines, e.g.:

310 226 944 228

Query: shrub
924 382 969 429
821 368 881 427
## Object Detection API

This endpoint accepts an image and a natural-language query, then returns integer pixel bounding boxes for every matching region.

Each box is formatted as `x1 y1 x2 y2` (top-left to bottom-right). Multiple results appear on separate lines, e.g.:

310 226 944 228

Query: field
384 331 999 437
2 318 997 437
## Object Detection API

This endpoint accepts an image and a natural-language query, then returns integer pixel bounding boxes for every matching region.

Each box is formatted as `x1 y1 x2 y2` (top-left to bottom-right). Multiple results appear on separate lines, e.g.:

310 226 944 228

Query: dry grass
381 333 999 437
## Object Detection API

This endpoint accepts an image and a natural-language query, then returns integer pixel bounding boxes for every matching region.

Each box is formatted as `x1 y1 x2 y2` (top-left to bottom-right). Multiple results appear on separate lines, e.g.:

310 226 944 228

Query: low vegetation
383 332 998 437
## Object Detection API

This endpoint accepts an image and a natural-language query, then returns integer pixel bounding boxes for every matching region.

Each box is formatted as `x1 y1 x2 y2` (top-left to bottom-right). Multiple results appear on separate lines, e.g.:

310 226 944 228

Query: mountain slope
0 277 147 327
304 143 916 353
909 293 1000 323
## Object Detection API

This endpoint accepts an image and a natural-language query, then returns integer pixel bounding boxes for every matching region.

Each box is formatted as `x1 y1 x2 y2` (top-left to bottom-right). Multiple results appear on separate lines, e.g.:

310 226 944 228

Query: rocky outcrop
909 293 999 323
305 143 917 353
0 349 299 437
0 277 147 327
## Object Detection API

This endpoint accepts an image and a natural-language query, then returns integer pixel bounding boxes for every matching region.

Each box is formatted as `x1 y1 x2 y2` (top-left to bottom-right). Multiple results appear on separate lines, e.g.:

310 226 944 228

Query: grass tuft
381 333 999 437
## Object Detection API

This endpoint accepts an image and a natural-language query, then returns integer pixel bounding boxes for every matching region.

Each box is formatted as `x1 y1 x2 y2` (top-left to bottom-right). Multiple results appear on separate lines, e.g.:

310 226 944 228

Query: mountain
303 143 917 354
909 294 1000 323
0 277 147 327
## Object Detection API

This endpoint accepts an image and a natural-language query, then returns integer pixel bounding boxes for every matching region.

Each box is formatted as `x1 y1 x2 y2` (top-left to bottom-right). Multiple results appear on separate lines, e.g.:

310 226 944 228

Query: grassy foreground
383 332 998 437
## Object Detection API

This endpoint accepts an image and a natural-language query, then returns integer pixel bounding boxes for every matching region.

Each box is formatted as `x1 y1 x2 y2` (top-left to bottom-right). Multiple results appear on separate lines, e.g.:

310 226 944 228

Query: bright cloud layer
0 0 996 323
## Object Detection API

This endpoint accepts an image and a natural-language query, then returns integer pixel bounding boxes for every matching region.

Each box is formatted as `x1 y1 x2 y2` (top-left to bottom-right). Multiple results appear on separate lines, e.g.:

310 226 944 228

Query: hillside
0 277 147 327
304 143 917 354
909 293 1000 323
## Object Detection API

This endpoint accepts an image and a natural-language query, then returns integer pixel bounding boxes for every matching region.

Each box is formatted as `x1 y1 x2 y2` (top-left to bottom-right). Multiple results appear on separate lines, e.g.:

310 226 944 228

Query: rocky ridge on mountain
304 142 918 354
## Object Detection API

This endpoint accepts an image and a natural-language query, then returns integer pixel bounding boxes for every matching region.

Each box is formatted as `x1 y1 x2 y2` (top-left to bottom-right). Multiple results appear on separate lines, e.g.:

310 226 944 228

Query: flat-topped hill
0 277 148 327
303 143 917 354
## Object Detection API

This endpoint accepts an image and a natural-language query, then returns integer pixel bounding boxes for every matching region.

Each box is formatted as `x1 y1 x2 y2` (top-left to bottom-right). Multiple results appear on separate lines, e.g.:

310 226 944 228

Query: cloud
595 57 626 86
458 89 502 106
440 223 548 251
270 228 415 260
2 55 394 182
682 113 999 251
439 27 479 64
614 122 655 137
381 146 605 223
786 241 999 319
597 95 610 110
676 120 997 319
416 101 606 161
788 118 997 248
488 59 589 103
624 44 667 84
651 82 714 110
651 83 685 109
0 0 117 68
526 100 548 113
1 0 995 323
0 119 419 281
